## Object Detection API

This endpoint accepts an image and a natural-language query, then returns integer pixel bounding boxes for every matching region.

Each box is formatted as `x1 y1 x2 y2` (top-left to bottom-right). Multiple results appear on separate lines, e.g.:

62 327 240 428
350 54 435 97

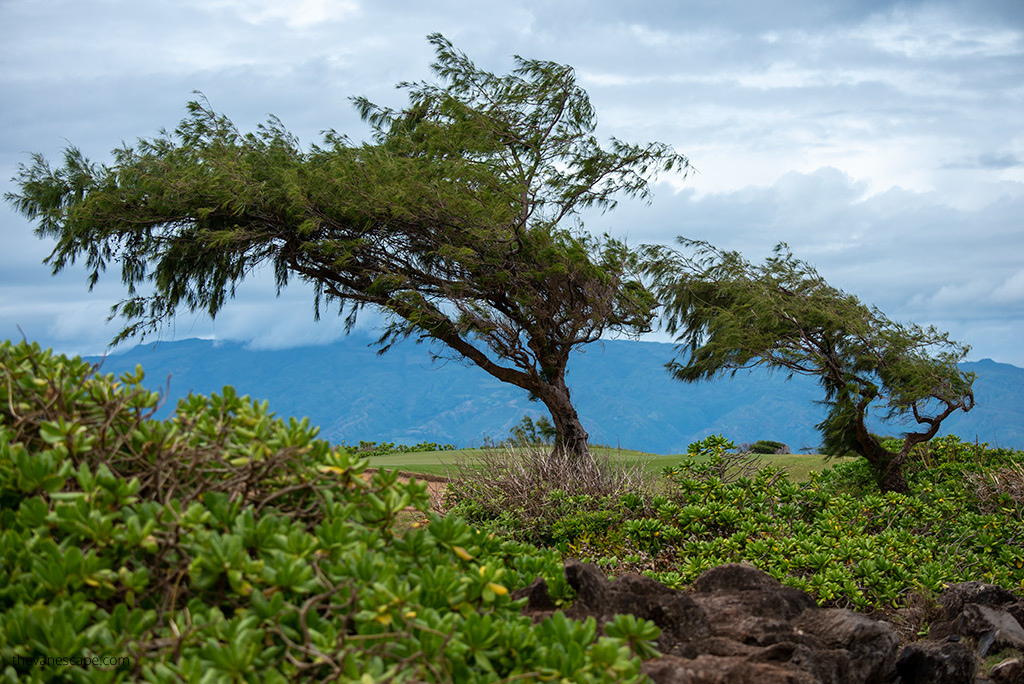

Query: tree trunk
876 445 915 494
878 461 909 494
863 444 909 494
536 381 592 466
849 407 910 493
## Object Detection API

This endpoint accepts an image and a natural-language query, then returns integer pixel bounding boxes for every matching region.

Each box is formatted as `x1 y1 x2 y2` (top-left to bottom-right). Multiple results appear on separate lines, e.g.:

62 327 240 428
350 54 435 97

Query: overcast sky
2 0 1022 366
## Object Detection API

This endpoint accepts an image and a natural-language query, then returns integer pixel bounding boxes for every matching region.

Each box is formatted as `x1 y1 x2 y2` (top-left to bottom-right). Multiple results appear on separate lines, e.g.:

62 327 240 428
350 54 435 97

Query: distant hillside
84 336 1024 454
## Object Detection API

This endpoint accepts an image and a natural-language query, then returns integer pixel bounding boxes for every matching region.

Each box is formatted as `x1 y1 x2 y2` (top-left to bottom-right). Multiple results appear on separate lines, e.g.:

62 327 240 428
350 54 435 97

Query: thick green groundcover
450 434 1024 613
0 339 660 683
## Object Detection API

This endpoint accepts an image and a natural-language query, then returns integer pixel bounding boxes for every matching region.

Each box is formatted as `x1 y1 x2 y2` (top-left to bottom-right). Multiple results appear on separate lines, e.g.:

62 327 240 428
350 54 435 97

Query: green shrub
749 440 789 455
455 429 1024 615
507 415 557 448
649 439 1024 610
664 434 778 484
0 340 659 682
480 415 558 449
344 440 457 457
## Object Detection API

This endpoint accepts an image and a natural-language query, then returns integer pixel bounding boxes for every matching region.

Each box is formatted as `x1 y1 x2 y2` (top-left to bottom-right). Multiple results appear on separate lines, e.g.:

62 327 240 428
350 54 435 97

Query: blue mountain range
85 336 1024 454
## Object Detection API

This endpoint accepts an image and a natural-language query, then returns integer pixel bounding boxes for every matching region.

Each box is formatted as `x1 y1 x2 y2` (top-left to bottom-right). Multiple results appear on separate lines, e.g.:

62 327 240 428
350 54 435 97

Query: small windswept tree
7 34 690 464
507 415 557 447
647 240 975 493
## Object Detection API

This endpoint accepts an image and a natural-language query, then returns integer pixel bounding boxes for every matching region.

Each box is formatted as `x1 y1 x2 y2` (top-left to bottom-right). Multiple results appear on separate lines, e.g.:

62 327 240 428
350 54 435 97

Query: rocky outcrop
512 560 1024 683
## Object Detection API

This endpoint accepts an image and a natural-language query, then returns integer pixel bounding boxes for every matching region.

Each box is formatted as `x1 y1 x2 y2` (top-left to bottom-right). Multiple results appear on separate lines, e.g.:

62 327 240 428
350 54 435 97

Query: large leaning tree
6 35 690 463
646 240 975 493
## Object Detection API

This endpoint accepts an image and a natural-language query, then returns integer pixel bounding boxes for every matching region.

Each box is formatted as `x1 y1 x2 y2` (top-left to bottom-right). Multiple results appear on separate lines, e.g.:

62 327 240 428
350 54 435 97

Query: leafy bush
0 340 660 682
749 440 790 455
651 439 1024 610
481 415 558 449
454 431 1024 614
506 415 557 447
663 435 780 484
344 440 457 458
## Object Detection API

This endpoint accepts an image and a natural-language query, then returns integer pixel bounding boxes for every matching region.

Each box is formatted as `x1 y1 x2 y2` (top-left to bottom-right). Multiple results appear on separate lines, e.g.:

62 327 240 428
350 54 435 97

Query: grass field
363 446 854 483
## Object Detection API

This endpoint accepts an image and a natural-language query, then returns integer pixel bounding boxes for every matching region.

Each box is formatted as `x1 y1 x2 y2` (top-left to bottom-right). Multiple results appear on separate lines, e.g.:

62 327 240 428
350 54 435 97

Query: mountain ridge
82 336 1023 454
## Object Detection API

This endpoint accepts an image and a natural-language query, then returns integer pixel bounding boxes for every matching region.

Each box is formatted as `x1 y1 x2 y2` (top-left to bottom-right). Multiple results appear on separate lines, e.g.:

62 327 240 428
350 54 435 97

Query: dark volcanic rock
939 582 1019 620
793 608 898 683
562 559 710 652
537 561 897 683
988 656 1024 684
957 603 1024 656
519 561 1024 683
641 653 818 683
896 640 978 683
511 576 557 613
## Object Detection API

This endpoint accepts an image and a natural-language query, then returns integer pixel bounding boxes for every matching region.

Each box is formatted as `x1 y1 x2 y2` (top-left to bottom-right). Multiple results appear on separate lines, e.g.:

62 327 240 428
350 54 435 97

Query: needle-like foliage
646 240 975 492
7 35 690 463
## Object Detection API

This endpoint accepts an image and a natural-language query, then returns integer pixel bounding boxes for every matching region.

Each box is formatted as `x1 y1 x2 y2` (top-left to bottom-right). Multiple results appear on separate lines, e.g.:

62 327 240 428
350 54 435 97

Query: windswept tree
647 240 975 493
7 35 689 463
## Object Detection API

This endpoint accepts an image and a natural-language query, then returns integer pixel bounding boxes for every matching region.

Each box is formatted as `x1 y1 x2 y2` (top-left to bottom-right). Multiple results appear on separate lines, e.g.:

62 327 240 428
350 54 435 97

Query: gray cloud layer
2 0 1022 364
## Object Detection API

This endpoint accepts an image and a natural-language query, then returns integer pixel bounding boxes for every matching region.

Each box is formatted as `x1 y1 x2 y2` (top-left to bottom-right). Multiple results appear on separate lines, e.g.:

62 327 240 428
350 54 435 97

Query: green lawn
363 446 854 483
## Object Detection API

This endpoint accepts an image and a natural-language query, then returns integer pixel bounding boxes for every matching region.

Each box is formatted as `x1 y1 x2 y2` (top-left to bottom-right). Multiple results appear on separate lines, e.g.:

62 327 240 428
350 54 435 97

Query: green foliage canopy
0 338 663 682
647 240 975 492
6 34 690 460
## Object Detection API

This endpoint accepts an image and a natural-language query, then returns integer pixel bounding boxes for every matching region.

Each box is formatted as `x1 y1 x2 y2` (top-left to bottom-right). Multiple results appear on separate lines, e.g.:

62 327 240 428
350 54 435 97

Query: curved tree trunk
878 460 909 494
847 399 911 494
859 441 910 494
535 381 592 466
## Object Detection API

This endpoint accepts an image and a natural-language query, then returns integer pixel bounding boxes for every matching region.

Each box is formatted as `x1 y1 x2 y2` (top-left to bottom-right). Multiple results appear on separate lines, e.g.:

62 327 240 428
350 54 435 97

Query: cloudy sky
2 0 1022 366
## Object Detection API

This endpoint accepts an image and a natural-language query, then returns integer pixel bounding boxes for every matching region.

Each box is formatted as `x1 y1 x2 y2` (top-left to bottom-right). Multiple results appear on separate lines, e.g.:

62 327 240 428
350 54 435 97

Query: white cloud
2 0 1023 368
626 24 737 50
918 280 998 309
992 270 1024 304
855 6 1024 59
608 165 1023 363
203 0 360 28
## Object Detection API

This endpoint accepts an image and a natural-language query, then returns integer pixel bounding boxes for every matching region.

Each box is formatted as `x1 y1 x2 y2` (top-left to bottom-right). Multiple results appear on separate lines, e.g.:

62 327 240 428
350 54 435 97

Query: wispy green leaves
7 36 690 457
648 240 975 491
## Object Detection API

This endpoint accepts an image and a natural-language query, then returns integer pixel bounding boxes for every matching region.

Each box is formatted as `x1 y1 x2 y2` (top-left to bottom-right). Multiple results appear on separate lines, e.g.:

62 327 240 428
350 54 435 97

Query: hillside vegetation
3 339 1023 682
